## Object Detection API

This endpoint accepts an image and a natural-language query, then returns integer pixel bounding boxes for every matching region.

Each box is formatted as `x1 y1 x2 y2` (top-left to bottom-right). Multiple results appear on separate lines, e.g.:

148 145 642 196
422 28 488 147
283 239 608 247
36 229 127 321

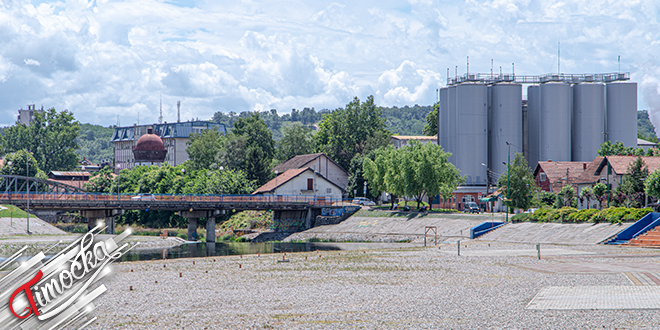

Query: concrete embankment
285 210 633 245
477 221 633 244
284 212 500 243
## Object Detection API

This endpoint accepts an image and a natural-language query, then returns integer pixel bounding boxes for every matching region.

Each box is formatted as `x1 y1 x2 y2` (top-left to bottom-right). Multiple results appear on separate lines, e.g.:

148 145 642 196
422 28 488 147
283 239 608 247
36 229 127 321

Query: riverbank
86 241 660 329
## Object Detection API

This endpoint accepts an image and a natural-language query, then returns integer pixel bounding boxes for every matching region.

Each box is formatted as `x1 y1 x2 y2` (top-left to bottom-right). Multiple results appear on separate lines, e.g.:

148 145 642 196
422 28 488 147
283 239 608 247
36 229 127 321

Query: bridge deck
0 193 344 211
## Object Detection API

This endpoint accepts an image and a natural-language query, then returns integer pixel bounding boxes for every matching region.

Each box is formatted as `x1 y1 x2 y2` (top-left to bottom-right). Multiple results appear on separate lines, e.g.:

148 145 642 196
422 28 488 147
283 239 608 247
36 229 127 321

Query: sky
1 0 660 128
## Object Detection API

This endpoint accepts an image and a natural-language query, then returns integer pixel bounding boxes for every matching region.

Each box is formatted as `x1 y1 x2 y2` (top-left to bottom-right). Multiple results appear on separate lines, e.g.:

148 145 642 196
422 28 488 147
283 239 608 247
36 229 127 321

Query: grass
0 205 32 218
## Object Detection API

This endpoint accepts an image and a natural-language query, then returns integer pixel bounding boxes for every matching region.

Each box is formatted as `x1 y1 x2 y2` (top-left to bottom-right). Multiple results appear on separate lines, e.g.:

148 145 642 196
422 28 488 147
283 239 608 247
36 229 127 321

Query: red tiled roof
253 168 310 194
272 153 347 174
600 156 660 176
575 157 605 184
534 160 590 192
390 135 437 141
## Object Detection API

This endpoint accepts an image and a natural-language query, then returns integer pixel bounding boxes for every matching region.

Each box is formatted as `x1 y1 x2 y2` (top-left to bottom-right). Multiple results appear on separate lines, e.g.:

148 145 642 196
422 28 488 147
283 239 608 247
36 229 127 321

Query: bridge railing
0 192 350 206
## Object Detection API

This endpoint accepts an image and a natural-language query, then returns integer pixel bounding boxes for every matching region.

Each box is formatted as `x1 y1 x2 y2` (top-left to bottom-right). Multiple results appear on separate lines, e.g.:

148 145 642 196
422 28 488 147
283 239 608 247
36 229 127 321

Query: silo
489 83 523 180
439 87 449 151
606 82 637 147
539 82 571 162
526 85 540 169
446 85 457 163
572 83 605 161
455 83 488 185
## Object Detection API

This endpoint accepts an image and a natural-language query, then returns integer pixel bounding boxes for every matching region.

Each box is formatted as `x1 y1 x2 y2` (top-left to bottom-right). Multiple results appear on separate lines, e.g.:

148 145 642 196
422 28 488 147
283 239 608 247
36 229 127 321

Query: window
307 178 313 191
326 188 332 194
539 173 546 182
462 195 475 203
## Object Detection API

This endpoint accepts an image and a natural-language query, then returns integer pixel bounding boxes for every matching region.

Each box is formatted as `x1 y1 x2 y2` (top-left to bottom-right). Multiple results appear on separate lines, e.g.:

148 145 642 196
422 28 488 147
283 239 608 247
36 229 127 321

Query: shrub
511 213 531 222
531 208 550 222
567 209 600 223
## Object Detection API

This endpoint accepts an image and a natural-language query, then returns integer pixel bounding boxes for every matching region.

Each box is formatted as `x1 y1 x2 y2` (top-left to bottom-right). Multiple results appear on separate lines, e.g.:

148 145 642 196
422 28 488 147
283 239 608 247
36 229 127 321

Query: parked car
464 202 480 213
352 197 376 206
131 193 156 201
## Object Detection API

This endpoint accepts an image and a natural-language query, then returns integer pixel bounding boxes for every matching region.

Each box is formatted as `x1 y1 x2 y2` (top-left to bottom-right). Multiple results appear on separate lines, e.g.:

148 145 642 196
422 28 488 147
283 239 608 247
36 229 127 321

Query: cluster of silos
527 81 637 166
439 79 637 187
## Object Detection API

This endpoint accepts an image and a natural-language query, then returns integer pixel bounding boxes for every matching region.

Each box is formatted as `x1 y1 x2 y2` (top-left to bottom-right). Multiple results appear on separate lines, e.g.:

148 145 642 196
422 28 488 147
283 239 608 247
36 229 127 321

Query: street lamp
219 166 224 200
116 164 121 201
25 149 31 234
504 141 511 222
274 170 279 196
481 163 489 212
7 161 12 227
181 168 185 201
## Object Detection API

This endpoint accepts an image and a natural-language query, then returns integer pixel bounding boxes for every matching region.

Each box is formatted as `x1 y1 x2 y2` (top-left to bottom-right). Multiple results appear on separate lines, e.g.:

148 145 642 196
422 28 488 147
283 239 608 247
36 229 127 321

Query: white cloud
0 0 658 129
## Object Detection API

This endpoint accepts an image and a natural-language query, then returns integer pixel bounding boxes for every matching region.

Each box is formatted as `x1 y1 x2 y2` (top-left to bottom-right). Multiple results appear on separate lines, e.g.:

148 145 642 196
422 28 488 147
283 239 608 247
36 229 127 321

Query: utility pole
26 149 30 234
506 142 511 222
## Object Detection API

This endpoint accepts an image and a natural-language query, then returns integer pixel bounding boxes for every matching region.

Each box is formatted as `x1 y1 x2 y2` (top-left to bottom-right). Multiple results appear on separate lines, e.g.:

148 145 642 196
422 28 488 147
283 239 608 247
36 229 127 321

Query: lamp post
505 141 511 222
219 166 224 200
181 168 185 201
116 164 121 201
25 149 31 234
274 170 279 196
481 163 489 212
7 161 12 227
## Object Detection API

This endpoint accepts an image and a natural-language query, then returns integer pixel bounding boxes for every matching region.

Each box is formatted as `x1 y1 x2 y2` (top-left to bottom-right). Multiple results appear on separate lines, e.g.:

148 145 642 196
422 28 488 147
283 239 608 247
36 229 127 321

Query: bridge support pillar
305 207 313 230
187 218 198 241
105 217 115 235
206 217 216 243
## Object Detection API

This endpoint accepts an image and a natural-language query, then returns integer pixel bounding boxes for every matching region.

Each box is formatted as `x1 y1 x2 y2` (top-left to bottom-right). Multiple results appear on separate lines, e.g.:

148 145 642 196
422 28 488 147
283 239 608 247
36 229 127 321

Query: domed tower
132 128 167 166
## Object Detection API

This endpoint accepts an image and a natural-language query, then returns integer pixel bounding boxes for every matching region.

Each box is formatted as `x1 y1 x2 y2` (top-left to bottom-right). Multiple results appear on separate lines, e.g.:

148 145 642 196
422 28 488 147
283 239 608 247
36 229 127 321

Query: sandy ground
79 241 660 329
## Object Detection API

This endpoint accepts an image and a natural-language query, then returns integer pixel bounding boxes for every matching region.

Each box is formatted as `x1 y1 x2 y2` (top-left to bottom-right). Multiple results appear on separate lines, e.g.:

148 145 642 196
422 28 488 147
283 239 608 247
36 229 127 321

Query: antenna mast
159 94 163 124
177 101 181 123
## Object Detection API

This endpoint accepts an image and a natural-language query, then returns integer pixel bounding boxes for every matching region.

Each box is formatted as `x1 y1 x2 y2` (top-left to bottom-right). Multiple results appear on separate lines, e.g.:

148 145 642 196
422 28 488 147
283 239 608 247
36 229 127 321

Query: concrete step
626 228 660 246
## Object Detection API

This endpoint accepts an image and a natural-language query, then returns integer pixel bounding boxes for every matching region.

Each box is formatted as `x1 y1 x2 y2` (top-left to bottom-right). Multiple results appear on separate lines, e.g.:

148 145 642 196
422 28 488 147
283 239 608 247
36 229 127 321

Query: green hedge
525 207 653 224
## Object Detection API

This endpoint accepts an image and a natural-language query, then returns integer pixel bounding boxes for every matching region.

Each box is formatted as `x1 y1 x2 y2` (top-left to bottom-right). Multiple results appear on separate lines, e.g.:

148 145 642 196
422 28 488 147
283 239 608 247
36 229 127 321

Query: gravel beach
87 241 660 329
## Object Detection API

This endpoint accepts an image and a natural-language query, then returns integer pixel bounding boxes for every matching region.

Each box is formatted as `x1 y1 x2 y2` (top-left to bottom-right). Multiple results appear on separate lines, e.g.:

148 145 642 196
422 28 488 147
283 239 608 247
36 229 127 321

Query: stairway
627 227 660 247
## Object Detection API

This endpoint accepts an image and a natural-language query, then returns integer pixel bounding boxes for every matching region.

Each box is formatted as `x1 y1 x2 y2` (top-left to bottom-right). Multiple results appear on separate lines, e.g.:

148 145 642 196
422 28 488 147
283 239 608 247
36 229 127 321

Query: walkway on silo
477 222 634 245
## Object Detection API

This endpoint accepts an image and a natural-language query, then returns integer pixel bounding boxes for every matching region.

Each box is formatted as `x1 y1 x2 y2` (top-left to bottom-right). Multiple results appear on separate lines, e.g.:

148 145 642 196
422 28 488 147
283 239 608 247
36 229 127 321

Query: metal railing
447 72 630 86
0 192 352 207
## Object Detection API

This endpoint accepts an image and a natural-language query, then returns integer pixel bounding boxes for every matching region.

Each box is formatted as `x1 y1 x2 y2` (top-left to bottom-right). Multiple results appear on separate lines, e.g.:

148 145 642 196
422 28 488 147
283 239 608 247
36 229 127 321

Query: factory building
438 72 636 206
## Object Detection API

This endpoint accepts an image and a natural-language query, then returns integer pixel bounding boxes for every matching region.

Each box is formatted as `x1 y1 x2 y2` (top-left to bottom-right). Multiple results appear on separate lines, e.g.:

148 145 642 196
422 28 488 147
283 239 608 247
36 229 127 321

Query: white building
272 153 349 191
253 167 344 200
390 135 437 150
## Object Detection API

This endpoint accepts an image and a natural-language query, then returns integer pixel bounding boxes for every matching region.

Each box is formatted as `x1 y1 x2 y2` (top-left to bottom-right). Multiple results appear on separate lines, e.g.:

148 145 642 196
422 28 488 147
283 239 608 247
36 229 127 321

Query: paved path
528 286 660 310
0 216 67 236
478 222 632 244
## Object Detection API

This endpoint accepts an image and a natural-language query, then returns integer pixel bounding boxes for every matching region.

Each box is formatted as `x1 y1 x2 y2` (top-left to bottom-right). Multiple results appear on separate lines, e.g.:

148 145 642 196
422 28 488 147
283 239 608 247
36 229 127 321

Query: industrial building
438 72 637 206
112 121 226 171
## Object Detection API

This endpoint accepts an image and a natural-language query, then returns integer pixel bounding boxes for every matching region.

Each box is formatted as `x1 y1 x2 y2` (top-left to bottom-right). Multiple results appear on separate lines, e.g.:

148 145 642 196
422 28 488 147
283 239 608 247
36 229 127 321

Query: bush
511 213 531 222
530 208 550 222
567 209 600 223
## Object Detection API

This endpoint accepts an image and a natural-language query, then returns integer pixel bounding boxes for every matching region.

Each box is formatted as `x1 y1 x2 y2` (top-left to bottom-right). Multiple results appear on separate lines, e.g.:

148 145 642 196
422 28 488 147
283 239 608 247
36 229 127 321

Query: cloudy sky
2 0 660 128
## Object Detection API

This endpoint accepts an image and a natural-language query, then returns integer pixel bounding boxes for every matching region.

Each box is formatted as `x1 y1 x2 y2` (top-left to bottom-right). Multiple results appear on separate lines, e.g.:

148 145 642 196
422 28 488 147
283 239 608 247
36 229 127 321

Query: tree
276 123 316 162
0 150 39 177
617 156 648 207
316 95 390 172
220 112 275 185
497 152 535 210
579 186 594 209
1 108 80 172
186 129 222 171
645 167 660 203
597 141 645 157
592 182 608 209
363 141 462 208
554 185 575 208
84 166 114 193
423 102 438 136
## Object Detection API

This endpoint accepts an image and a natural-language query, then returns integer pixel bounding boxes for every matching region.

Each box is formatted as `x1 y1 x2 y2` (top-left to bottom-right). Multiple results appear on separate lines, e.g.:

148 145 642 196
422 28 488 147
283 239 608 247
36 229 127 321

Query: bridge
0 175 353 242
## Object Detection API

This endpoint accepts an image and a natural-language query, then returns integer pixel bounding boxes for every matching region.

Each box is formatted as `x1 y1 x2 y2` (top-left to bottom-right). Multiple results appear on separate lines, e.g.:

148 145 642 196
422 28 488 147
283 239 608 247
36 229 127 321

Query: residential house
48 171 92 190
533 160 591 193
253 168 344 200
574 157 605 209
272 153 349 192
390 135 437 150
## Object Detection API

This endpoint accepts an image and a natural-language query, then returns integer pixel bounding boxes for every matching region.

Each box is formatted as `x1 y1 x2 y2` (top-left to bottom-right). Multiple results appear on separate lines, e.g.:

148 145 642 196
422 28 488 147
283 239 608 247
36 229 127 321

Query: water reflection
119 242 344 262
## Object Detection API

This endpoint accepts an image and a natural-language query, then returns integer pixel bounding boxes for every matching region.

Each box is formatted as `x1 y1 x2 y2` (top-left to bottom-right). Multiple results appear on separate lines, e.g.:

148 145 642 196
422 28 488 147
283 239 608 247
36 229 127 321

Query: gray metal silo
539 82 571 161
439 87 449 151
455 83 488 185
489 83 522 180
526 85 540 168
447 85 457 162
606 81 638 147
572 83 605 161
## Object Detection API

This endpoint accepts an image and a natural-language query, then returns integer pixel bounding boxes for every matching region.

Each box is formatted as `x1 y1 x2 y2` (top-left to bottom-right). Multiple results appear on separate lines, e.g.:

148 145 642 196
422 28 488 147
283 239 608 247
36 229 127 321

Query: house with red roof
272 153 348 191
253 167 344 200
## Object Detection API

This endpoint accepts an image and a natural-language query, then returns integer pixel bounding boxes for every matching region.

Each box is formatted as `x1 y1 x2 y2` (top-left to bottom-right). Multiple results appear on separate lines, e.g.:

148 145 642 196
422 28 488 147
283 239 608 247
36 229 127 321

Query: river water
118 241 419 262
